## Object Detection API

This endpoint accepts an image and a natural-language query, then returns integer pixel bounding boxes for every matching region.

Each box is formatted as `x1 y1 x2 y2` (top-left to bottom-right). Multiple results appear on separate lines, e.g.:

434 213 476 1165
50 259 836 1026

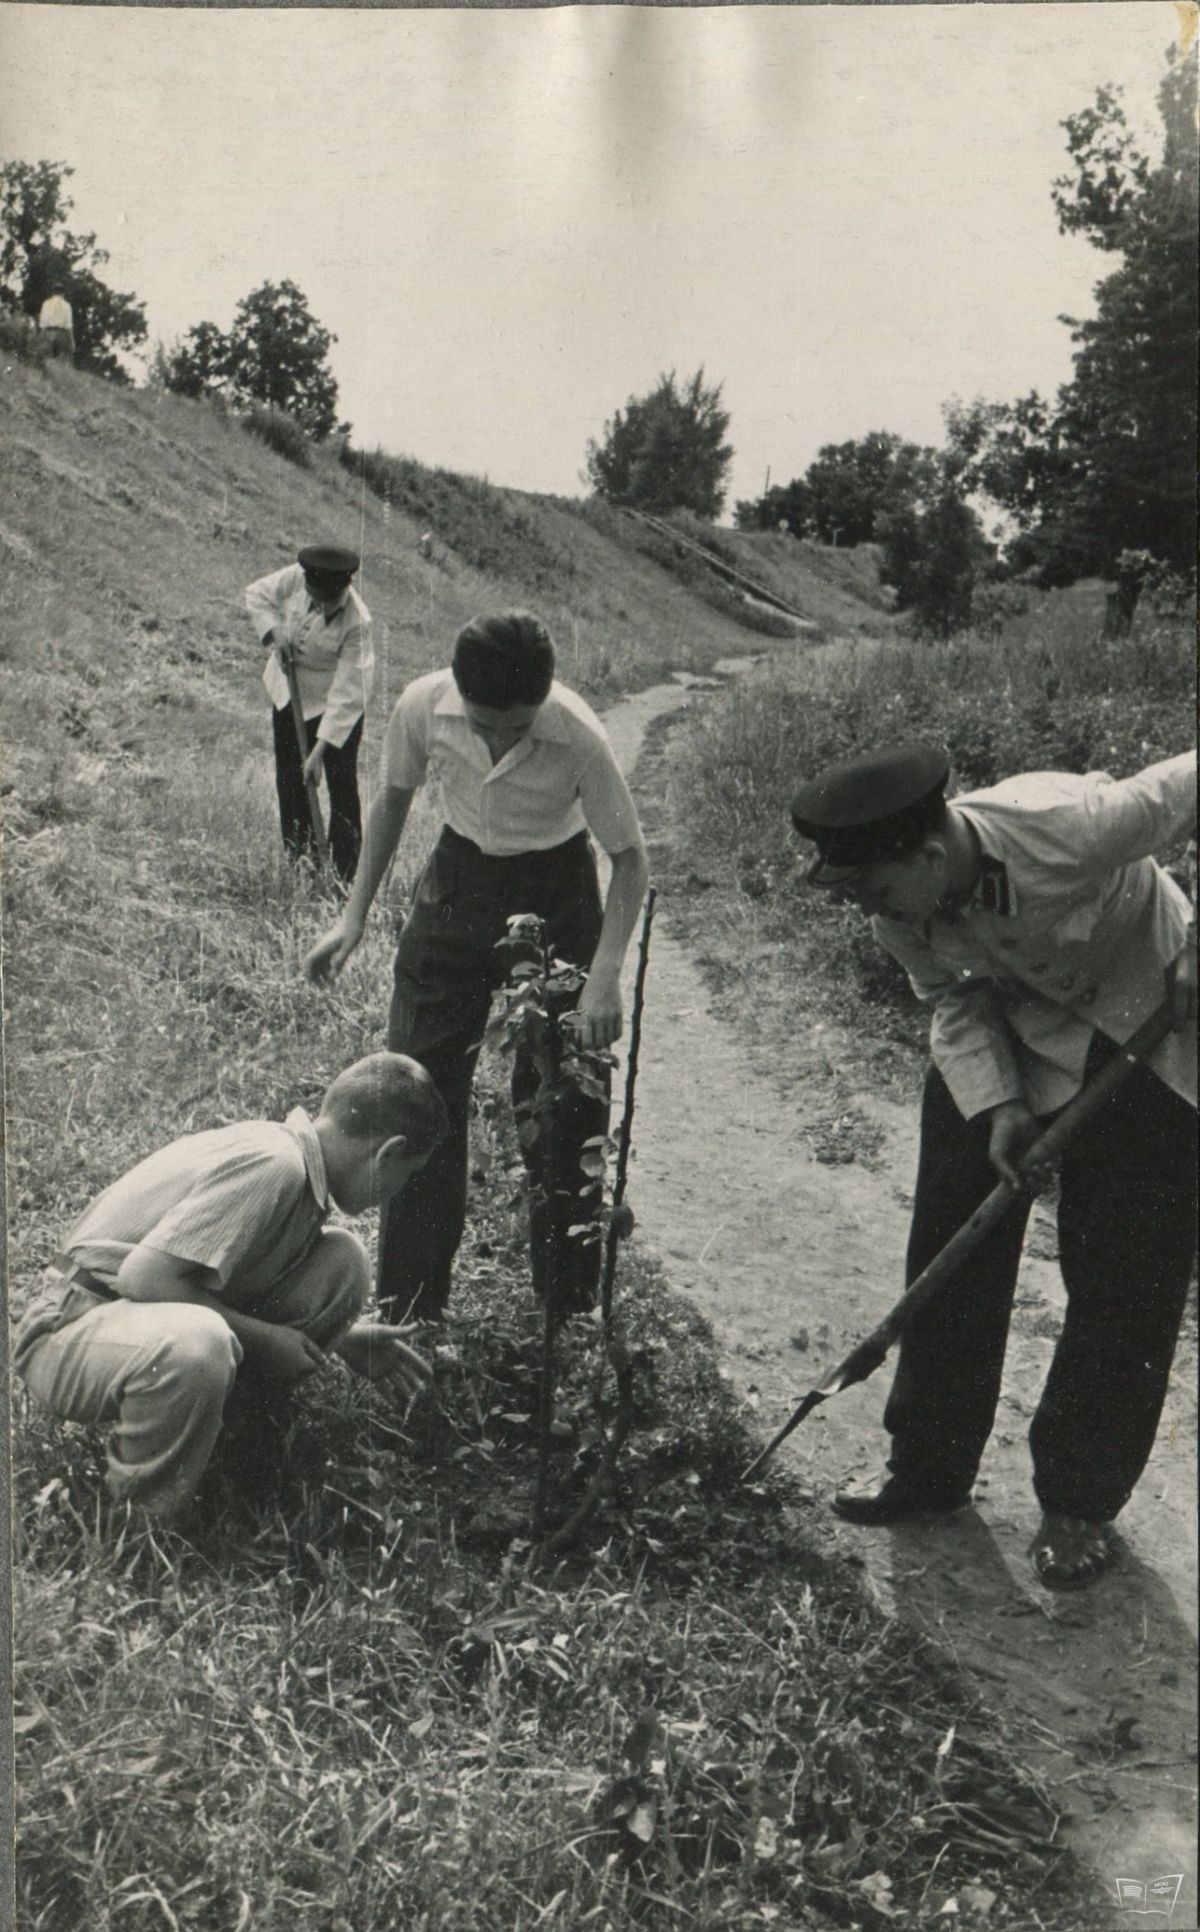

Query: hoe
741 1000 1177 1482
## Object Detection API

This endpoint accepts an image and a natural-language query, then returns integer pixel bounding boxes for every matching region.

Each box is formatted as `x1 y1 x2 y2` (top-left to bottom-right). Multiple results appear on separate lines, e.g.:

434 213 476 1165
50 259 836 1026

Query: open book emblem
1114 1877 1185 1917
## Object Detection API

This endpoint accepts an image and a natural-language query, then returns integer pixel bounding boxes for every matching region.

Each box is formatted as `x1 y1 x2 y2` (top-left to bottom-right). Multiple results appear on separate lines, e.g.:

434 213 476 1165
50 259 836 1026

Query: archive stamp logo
1113 1876 1185 1918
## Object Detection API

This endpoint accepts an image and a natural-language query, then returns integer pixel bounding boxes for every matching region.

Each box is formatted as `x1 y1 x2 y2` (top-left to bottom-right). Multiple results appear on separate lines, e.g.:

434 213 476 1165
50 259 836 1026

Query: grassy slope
4 361 1099 1930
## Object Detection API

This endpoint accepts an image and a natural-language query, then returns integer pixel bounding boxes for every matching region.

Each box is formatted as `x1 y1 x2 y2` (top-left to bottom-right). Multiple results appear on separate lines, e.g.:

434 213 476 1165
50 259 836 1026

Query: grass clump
14 1225 1095 1931
241 404 311 468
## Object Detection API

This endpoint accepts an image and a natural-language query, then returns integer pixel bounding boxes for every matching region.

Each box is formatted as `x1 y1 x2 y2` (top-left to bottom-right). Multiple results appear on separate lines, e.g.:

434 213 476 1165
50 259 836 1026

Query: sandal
1032 1512 1114 1588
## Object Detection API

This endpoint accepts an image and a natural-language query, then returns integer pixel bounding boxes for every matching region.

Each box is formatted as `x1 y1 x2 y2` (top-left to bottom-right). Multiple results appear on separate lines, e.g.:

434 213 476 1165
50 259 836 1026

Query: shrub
0 307 46 364
240 404 310 468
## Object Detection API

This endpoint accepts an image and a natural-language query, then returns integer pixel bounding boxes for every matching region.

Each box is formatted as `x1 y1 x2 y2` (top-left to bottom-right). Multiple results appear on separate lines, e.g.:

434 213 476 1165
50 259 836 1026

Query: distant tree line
731 44 1197 629
590 44 1195 636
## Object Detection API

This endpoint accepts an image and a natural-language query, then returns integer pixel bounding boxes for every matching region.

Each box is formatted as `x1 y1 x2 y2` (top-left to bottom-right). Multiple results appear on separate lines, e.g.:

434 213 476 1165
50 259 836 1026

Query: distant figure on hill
37 287 75 363
303 611 650 1327
13 1053 448 1527
245 545 373 886
790 743 1197 1588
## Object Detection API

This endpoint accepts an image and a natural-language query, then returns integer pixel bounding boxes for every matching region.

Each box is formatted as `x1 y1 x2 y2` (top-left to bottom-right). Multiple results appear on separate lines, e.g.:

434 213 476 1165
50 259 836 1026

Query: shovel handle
740 1000 1176 1482
284 657 331 866
868 1000 1177 1353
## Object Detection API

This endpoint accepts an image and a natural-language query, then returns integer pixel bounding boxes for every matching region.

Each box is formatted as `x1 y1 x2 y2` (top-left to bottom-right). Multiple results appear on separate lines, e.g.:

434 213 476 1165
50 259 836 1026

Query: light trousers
15 1227 368 1521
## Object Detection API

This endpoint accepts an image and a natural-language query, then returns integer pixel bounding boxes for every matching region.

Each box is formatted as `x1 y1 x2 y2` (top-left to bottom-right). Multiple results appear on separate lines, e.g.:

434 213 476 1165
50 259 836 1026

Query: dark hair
320 1052 448 1154
452 612 555 709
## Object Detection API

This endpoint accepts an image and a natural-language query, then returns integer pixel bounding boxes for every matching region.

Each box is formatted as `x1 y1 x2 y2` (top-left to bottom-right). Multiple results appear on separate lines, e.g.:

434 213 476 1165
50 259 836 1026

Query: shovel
740 1000 1177 1482
283 652 331 867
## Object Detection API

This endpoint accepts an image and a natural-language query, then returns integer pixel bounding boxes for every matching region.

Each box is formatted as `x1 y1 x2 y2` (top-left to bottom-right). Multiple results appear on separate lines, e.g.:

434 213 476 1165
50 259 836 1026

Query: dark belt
438 824 590 866
51 1254 121 1301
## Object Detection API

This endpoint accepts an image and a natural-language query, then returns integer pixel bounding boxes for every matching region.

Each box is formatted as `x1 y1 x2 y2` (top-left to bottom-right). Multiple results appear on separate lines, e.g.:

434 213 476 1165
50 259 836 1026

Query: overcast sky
0 3 1183 511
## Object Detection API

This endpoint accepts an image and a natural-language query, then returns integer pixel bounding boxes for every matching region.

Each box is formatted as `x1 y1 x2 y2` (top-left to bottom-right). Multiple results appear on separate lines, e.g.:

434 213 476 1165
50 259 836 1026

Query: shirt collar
955 807 1017 916
433 676 572 745
284 1107 330 1209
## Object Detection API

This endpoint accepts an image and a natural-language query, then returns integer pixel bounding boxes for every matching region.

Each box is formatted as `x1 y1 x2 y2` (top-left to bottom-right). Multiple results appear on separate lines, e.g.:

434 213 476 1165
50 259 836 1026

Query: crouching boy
14 1053 448 1525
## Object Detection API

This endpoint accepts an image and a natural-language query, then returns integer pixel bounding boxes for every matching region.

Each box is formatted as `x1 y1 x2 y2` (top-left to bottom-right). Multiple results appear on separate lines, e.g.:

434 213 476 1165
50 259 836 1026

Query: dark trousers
271 706 363 885
378 826 610 1323
884 1034 1197 1520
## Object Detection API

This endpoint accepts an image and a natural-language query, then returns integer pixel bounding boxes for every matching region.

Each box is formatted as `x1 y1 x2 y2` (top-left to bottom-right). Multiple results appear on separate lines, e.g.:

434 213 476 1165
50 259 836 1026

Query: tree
734 477 813 537
945 47 1198 584
586 369 733 518
877 485 991 637
735 433 941 547
160 280 342 440
0 158 147 381
224 281 341 440
158 320 230 401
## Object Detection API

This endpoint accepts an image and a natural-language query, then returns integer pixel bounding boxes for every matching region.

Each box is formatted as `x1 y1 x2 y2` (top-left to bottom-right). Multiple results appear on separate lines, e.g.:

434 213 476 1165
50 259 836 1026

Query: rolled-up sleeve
577 741 644 855
317 613 374 748
873 916 1024 1118
244 565 298 640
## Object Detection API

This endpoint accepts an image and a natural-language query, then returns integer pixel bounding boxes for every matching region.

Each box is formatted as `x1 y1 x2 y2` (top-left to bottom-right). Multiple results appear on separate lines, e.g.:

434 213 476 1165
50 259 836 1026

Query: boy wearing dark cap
245 545 373 884
791 744 1196 1585
14 1052 447 1525
304 611 649 1326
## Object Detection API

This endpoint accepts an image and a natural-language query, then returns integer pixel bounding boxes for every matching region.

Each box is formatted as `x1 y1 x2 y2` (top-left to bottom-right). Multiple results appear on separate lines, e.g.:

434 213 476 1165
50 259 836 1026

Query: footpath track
601 668 1198 1931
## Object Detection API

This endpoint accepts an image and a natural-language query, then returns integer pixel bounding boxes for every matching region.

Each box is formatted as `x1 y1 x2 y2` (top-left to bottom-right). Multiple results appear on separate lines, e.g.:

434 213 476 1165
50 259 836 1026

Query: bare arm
575 841 651 1049
304 783 414 982
115 1246 325 1386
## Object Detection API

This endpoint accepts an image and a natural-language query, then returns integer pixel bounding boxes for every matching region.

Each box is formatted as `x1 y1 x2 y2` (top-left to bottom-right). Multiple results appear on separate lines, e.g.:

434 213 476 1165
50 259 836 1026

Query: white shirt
38 295 73 332
245 564 373 749
381 668 644 857
874 754 1196 1118
61 1110 330 1305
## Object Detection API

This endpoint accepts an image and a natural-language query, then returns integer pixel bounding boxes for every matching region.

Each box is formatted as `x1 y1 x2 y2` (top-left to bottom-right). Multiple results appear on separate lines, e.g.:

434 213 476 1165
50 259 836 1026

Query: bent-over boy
789 744 1196 1587
14 1053 448 1524
304 611 650 1324
245 544 373 885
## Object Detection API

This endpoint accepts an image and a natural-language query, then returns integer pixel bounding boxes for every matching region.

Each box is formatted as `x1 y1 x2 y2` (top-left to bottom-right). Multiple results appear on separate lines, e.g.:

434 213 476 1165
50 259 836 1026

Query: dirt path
602 671 1198 1931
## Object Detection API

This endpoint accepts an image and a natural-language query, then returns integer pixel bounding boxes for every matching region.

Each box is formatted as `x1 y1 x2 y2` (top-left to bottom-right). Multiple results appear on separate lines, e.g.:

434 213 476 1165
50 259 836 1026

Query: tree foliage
0 158 147 382
736 428 989 635
735 432 942 547
160 280 342 441
945 47 1198 582
587 369 733 518
877 485 991 638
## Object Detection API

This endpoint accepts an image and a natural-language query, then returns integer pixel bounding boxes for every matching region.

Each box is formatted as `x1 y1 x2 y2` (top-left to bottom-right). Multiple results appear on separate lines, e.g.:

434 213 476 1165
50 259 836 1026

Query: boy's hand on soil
253 1325 327 1388
987 1100 1051 1191
573 970 623 1050
336 1322 432 1397
304 919 363 983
